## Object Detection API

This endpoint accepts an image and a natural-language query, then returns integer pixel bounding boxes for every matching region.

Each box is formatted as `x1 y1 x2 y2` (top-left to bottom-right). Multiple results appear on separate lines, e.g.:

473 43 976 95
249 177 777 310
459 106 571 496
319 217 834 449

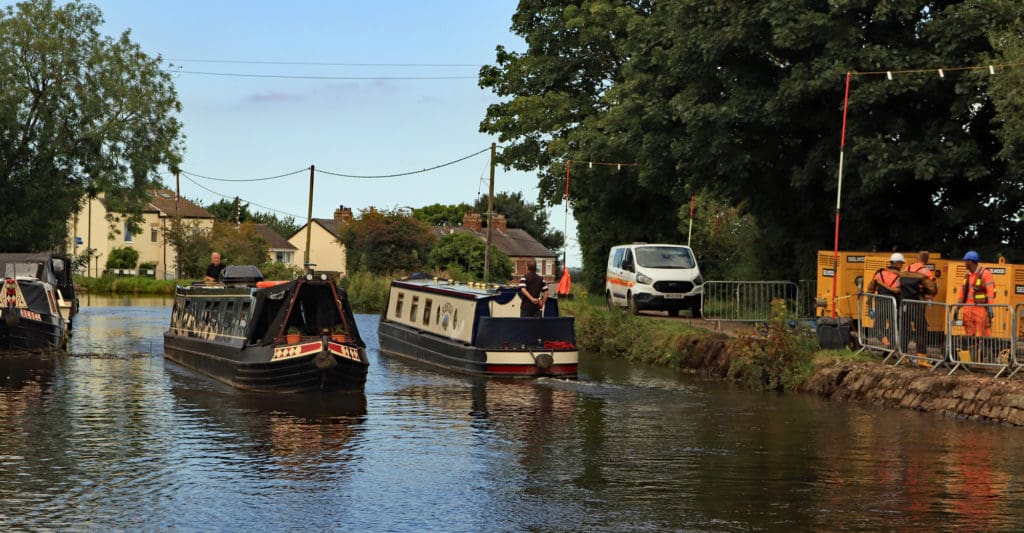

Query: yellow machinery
815 250 941 318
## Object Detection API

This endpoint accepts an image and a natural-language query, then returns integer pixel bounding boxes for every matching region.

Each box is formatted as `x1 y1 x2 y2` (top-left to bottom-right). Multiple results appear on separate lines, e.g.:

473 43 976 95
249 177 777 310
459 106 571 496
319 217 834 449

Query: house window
124 222 133 242
151 227 158 242
275 251 293 264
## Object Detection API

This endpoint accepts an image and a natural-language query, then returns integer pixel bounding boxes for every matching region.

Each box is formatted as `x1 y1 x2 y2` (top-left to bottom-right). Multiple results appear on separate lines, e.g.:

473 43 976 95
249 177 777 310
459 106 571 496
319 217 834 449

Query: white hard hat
889 253 905 263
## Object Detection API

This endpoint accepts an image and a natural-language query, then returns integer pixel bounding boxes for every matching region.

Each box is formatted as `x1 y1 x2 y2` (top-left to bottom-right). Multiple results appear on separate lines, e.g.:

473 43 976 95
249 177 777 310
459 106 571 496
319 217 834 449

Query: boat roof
390 278 512 301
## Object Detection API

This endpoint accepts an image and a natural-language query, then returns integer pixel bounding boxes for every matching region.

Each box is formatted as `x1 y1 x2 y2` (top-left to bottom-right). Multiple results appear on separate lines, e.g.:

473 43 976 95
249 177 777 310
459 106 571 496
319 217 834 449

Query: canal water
2 296 1024 531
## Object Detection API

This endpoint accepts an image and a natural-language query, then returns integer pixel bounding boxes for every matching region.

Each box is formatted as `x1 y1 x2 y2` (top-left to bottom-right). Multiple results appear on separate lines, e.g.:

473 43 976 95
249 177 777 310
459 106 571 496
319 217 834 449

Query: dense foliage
205 198 300 238
338 208 437 275
481 0 1024 288
0 0 183 252
428 232 514 282
163 220 270 278
105 247 139 270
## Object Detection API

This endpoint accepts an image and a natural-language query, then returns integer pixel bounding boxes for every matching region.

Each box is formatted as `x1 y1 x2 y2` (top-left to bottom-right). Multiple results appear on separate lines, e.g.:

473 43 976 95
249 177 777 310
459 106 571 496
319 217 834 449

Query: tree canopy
429 232 513 282
472 191 565 254
481 0 1024 288
0 0 183 252
206 197 300 238
338 208 437 275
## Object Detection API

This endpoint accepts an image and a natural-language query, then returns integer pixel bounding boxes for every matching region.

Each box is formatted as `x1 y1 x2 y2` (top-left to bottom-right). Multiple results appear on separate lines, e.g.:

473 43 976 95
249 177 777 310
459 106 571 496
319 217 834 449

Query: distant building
288 205 351 275
433 212 557 282
252 224 298 265
67 189 215 279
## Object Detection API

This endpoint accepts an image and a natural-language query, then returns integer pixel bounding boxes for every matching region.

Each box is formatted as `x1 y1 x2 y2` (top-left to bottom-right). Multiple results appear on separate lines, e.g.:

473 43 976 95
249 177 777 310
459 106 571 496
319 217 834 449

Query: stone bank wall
802 362 1024 426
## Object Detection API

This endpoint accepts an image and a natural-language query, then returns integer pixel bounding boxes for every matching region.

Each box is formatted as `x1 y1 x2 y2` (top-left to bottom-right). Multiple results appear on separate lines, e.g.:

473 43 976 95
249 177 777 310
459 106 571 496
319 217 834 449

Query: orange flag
557 265 571 296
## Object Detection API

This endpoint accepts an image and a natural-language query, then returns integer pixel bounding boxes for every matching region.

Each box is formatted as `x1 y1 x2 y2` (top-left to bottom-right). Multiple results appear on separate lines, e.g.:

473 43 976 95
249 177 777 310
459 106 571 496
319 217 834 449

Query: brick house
433 212 558 282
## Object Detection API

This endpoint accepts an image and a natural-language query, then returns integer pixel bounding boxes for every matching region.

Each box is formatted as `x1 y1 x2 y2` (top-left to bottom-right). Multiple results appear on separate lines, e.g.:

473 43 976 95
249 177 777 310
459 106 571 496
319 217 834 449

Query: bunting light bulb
938 68 944 78
588 162 593 169
886 71 892 80
616 164 621 171
990 65 995 75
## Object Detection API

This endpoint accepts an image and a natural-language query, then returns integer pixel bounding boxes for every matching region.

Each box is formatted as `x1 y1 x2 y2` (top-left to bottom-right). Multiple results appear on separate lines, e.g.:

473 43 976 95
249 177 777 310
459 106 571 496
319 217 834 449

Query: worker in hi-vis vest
958 251 995 337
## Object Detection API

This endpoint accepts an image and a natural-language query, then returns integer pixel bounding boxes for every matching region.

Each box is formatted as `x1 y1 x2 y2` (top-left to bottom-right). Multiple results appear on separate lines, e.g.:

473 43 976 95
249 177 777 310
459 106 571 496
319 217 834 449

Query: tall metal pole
483 143 496 284
304 165 315 267
832 72 852 319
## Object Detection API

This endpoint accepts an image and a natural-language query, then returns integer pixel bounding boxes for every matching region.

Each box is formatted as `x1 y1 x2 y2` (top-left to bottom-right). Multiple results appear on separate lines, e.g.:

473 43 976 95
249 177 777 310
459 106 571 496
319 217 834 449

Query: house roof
290 218 345 240
433 226 555 258
144 190 214 219
253 224 297 250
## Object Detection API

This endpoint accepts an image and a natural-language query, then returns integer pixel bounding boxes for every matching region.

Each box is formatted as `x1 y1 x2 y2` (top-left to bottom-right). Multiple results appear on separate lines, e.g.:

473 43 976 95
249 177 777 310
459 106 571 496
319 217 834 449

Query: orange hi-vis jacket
868 267 901 297
907 262 935 280
961 267 995 305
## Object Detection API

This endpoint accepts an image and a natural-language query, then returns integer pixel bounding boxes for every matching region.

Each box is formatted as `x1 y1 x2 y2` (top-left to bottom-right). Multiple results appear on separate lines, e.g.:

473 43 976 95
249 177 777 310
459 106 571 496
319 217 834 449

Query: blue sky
73 1 580 266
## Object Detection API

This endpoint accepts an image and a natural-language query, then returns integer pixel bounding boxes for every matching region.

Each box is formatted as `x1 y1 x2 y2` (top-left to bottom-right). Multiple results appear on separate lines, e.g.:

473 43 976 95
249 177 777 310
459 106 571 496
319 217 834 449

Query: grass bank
561 292 870 391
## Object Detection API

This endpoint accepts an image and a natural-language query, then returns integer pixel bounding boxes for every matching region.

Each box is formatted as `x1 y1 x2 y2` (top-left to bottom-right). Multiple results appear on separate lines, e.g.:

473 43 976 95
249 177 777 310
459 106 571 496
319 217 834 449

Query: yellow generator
816 250 874 318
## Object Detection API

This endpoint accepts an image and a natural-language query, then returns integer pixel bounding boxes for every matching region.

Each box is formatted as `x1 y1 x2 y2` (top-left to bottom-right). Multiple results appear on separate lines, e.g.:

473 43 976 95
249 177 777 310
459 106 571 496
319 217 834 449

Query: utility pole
483 143 496 284
304 165 315 267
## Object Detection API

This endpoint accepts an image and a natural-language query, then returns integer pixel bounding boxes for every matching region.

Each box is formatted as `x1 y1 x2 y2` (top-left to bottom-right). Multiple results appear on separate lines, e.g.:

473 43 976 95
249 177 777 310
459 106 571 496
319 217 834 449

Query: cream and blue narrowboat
377 277 578 378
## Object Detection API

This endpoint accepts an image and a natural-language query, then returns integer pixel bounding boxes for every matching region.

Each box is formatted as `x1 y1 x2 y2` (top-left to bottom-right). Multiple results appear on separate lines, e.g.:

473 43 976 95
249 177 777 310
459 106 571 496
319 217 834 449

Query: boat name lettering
19 309 41 321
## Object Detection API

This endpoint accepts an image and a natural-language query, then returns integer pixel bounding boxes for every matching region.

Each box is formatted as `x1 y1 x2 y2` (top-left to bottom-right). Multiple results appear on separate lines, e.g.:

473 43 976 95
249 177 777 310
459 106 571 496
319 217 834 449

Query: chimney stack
463 212 483 232
492 214 507 234
334 205 353 223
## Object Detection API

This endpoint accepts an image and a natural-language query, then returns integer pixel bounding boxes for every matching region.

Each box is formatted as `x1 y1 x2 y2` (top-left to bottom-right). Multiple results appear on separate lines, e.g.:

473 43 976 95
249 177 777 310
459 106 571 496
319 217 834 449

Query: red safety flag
557 265 571 296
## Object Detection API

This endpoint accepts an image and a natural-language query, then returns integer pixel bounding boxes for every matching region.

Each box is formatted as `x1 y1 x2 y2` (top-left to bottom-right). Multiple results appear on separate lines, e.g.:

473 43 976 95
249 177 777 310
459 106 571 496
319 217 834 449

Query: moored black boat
0 253 78 352
163 266 368 392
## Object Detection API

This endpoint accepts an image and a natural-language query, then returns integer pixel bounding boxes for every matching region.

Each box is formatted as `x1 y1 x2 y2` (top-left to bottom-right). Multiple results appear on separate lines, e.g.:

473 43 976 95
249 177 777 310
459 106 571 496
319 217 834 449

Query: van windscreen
635 246 695 269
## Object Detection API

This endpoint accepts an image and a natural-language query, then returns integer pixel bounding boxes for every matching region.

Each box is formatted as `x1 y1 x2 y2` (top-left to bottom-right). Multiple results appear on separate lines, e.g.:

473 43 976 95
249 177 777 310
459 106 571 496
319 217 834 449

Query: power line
180 174 306 220
317 147 491 179
167 58 482 68
180 167 309 183
165 69 476 81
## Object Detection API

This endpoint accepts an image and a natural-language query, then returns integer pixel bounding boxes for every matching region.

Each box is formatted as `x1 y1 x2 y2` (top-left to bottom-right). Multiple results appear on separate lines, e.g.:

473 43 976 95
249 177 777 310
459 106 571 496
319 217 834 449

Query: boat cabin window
395 293 404 318
453 309 458 330
423 298 432 325
435 306 441 326
410 296 419 322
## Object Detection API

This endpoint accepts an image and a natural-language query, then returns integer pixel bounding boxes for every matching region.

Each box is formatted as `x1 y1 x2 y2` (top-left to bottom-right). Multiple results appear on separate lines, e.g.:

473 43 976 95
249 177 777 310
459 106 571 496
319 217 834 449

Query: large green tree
0 0 183 252
206 197 300 238
429 232 513 282
481 0 1024 288
338 208 437 275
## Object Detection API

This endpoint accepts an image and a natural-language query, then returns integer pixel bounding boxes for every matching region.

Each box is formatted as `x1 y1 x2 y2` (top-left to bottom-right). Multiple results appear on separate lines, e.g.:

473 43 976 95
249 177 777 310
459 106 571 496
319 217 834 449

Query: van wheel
628 293 640 315
667 309 679 317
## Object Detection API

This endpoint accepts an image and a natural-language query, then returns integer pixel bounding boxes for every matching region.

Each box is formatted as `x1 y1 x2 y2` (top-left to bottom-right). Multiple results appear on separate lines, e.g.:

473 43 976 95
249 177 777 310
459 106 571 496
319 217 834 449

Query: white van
605 243 703 317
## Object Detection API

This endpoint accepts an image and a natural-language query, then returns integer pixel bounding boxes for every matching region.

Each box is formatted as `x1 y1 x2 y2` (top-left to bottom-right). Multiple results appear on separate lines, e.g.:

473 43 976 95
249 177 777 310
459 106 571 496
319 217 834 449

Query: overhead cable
167 58 482 68
180 167 309 183
166 69 476 81
317 146 491 179
180 174 306 220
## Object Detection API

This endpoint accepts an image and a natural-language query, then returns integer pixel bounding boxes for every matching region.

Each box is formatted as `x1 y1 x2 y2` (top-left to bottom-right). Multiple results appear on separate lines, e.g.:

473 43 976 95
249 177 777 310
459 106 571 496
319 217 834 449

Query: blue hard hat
963 250 980 262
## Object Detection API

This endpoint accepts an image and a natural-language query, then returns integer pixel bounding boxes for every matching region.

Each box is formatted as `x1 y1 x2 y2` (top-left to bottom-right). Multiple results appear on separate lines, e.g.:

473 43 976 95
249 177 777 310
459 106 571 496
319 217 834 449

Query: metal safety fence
947 303 1014 377
797 279 817 319
892 299 949 371
701 281 799 322
857 294 900 362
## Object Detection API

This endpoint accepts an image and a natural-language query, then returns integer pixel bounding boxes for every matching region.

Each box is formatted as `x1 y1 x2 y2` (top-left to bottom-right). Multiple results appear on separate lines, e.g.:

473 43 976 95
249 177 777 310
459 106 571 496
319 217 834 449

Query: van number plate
664 294 686 299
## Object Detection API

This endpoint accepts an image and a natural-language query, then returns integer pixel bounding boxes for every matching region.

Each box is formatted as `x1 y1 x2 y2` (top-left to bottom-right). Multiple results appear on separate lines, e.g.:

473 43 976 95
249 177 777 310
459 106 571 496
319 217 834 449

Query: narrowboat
0 253 79 352
163 265 368 392
377 277 578 378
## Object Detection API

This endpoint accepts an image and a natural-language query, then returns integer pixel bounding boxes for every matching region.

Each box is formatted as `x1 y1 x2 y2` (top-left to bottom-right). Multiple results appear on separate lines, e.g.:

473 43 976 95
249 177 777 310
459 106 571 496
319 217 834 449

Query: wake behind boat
377 277 578 378
0 253 78 352
163 265 368 392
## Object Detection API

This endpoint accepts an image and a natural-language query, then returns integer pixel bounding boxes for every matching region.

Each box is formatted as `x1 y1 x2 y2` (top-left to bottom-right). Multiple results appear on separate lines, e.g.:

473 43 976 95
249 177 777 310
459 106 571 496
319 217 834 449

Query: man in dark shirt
205 252 225 282
519 260 548 317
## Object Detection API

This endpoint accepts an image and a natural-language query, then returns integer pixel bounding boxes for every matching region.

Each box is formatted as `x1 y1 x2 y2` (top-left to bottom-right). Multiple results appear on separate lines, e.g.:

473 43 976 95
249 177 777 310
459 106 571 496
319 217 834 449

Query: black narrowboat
0 253 79 352
163 265 368 392
377 277 578 378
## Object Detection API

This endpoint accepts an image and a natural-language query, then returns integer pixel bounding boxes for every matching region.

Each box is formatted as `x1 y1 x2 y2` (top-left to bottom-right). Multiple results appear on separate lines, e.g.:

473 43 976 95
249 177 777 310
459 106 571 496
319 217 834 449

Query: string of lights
180 167 309 183
180 174 306 220
854 60 1024 78
316 146 491 178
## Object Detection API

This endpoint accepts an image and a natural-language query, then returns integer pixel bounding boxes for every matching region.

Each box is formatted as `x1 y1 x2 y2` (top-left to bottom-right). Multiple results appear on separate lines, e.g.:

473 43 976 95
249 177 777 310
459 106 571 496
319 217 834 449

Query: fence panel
894 299 949 370
947 303 1014 377
857 293 899 361
701 281 799 322
797 279 817 318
